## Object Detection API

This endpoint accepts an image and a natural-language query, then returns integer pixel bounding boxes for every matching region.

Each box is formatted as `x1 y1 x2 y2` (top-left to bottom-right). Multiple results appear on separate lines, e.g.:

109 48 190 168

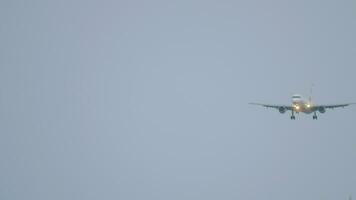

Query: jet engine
279 107 286 114
318 107 326 113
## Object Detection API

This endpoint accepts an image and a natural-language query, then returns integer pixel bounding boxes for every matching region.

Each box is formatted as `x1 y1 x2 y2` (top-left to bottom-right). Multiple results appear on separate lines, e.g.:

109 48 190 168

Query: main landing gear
290 111 295 120
313 112 318 120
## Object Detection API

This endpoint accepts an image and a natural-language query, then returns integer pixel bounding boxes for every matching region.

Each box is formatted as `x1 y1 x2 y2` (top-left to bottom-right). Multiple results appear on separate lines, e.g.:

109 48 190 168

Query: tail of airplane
308 83 314 103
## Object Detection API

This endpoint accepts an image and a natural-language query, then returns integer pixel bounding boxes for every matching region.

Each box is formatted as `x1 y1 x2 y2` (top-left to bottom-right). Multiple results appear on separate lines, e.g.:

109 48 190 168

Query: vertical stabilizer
309 83 314 103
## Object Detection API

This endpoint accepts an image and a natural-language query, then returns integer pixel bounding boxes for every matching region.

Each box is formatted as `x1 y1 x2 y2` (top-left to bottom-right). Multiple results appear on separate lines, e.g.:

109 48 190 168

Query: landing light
306 104 311 108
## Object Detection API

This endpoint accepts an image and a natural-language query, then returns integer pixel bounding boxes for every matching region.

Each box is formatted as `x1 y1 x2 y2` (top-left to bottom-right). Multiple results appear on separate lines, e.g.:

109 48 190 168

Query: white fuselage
291 94 314 114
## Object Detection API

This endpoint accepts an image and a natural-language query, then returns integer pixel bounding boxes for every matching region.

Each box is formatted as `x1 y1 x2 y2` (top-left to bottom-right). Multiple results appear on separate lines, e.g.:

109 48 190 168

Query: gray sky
1 0 356 200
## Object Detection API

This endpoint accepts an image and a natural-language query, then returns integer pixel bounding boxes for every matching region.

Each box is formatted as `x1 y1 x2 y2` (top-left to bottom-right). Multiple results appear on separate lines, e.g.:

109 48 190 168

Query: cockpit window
292 95 301 98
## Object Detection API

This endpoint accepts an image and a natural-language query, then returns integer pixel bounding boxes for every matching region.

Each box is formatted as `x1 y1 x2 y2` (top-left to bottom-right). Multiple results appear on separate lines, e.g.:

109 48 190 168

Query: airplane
250 94 356 120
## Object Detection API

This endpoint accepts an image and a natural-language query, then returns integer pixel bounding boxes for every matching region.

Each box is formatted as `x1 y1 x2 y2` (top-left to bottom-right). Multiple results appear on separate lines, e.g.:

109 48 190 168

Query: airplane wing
313 103 356 109
249 103 293 110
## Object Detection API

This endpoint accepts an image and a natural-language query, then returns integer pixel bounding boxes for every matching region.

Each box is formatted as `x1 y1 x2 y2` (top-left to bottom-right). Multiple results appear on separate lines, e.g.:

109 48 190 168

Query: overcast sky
1 0 356 200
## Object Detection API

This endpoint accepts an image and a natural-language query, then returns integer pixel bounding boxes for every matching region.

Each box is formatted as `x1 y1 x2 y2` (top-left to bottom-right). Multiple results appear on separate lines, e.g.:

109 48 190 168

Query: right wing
315 103 356 109
313 103 356 110
249 103 293 110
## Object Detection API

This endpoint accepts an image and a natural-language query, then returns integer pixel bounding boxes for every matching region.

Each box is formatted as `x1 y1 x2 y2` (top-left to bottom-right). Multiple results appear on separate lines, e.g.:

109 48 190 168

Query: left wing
249 103 293 110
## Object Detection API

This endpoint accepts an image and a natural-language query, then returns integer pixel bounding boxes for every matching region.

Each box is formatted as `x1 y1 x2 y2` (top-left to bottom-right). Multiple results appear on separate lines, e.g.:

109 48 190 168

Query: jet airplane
250 94 355 120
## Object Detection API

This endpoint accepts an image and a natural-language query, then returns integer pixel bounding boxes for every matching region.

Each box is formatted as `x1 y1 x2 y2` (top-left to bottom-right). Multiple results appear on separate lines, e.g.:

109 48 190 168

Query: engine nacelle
318 107 326 113
279 107 286 114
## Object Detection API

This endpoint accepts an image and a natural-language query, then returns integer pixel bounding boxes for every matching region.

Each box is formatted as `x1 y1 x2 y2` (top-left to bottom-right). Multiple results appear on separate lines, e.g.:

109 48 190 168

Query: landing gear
291 111 295 120
313 112 318 120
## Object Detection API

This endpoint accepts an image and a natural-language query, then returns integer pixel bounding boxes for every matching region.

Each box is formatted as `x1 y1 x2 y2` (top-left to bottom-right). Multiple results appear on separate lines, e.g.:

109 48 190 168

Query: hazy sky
1 0 356 200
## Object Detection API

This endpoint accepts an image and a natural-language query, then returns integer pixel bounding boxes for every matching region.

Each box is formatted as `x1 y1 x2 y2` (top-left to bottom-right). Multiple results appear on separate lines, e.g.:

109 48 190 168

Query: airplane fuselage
291 94 314 114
